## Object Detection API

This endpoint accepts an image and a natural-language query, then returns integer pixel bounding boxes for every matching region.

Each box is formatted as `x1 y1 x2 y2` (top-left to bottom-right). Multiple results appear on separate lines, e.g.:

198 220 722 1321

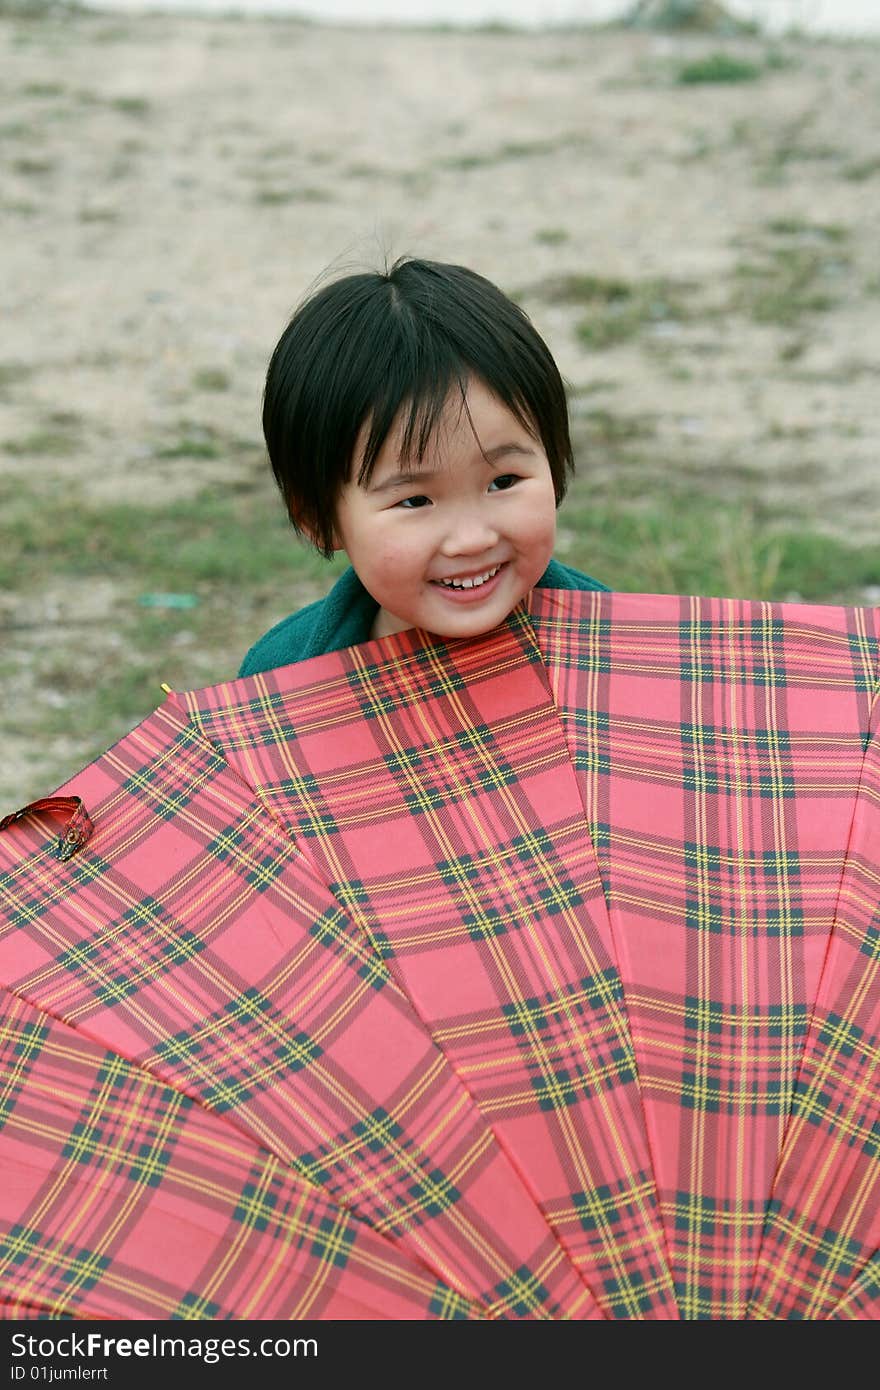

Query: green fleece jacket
239 558 609 677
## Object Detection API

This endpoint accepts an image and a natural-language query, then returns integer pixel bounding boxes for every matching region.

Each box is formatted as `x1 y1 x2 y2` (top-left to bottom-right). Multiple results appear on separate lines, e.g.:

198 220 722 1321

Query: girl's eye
397 494 431 509
489 474 519 491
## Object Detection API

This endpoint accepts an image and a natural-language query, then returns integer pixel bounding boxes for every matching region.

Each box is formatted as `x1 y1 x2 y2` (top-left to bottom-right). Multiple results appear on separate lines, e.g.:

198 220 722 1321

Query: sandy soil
2 9 879 806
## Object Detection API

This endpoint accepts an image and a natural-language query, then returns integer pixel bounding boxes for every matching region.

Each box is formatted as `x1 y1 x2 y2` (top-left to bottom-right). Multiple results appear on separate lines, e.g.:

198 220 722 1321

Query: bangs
355 358 541 489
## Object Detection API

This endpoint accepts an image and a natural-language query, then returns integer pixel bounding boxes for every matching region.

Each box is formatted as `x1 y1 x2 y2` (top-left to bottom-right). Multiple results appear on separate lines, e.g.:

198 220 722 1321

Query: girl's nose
439 510 499 557
436 508 497 556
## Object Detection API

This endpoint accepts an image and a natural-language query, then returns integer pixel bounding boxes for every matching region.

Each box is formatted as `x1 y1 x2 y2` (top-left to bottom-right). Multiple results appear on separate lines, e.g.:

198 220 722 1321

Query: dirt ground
2 9 879 807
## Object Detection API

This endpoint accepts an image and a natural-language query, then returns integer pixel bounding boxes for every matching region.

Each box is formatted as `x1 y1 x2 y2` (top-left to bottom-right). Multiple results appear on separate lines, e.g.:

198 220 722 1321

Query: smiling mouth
431 563 505 591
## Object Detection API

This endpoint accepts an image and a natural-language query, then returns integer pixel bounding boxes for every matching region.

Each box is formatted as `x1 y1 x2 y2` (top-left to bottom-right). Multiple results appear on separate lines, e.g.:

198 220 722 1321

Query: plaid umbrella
0 589 877 1320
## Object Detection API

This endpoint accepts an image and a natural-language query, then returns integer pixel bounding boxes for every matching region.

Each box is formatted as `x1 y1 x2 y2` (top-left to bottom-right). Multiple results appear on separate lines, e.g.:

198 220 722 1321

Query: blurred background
2 0 879 806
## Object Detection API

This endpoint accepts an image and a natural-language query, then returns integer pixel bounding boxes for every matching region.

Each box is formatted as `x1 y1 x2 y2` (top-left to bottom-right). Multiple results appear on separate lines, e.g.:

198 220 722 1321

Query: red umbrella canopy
0 590 877 1320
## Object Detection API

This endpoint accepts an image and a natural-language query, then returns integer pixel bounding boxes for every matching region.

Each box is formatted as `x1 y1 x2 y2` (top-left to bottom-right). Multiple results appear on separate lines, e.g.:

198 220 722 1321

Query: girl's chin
372 566 541 641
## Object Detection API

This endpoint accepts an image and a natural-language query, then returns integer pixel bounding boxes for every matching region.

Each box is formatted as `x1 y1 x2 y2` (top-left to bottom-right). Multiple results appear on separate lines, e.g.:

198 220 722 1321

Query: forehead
364 377 532 473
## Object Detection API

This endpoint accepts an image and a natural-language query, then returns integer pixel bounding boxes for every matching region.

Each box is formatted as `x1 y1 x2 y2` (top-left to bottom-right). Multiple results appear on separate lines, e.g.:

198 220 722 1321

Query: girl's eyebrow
368 442 534 493
481 442 535 463
368 469 439 493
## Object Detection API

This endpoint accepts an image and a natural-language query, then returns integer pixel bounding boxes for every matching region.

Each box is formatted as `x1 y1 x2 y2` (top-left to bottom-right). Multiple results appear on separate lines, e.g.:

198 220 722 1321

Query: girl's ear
290 507 343 553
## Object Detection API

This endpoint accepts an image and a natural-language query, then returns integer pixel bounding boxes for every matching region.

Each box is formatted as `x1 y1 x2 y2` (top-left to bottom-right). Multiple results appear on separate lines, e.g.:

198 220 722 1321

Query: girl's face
331 377 558 642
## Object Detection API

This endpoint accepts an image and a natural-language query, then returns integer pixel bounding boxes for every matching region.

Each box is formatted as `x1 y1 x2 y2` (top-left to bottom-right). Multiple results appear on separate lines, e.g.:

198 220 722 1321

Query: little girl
240 257 607 675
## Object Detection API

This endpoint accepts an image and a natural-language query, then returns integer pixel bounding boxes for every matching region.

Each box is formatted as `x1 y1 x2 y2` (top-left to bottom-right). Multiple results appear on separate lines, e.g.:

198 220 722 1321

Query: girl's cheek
377 539 409 567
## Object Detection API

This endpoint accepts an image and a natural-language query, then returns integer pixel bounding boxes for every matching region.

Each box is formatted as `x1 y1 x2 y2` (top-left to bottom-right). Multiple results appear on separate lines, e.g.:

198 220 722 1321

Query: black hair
262 256 575 559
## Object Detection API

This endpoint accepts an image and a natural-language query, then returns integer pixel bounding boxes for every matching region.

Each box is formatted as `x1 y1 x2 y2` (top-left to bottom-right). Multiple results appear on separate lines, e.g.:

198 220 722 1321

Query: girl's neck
370 607 414 641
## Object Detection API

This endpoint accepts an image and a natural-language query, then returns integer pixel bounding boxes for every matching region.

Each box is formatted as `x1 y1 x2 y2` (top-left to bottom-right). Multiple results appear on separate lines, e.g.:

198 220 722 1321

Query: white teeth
437 565 500 590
